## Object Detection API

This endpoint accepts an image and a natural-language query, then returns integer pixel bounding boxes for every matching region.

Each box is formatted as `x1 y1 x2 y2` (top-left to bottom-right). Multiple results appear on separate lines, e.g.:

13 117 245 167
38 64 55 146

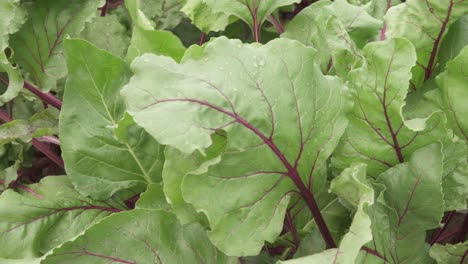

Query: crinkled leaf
61 39 164 199
0 110 57 144
0 0 26 51
80 12 131 58
282 0 380 73
181 0 230 32
385 0 468 87
122 37 352 255
367 143 444 263
330 163 374 263
42 209 237 264
125 0 186 63
0 53 24 105
0 176 122 259
332 38 453 177
9 0 103 92
0 162 19 191
429 242 468 264
204 0 300 31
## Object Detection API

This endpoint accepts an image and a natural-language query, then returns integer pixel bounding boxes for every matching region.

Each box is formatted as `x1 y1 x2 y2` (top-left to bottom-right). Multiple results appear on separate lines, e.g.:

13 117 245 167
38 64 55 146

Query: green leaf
434 15 468 76
385 0 468 87
430 242 468 264
0 53 24 106
80 12 131 58
141 0 185 30
367 143 444 263
332 38 452 177
435 46 468 142
42 209 237 263
330 163 374 263
9 0 103 92
163 131 226 225
181 0 230 32
282 0 380 73
61 39 164 199
135 183 170 211
0 176 122 259
0 110 57 144
0 0 26 51
0 162 19 191
204 0 300 31
122 37 352 255
277 249 339 263
125 0 186 63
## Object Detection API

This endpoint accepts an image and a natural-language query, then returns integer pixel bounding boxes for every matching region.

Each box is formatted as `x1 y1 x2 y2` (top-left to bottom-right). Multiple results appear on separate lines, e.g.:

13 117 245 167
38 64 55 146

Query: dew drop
203 58 209 62
258 59 265 66
228 72 233 76
253 62 258 67
219 66 225 70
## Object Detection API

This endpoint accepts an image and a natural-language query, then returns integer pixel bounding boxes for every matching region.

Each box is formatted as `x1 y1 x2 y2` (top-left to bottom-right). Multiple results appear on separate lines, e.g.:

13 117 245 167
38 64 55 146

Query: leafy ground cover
0 0 467 263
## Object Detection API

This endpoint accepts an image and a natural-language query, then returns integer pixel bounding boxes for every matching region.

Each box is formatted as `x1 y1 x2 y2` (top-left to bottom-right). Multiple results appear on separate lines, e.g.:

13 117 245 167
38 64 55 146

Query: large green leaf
435 46 468 142
0 176 122 259
181 0 230 32
204 0 300 34
367 143 444 263
0 0 26 51
61 39 164 199
9 0 103 92
125 0 186 63
122 37 352 255
385 0 468 87
330 163 374 263
277 249 339 263
42 209 237 263
332 38 452 177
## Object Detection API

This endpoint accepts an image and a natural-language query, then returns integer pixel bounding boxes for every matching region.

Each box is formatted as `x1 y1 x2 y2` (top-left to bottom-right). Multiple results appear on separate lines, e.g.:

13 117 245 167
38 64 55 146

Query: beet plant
0 0 466 263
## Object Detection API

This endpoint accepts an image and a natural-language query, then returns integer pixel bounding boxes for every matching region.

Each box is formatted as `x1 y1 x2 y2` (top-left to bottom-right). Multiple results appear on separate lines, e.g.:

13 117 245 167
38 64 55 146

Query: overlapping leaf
0 0 26 51
0 176 122 259
122 37 352 255
9 0 103 91
331 38 455 177
125 0 186 63
42 209 237 264
181 0 230 33
204 0 300 34
367 143 444 263
0 110 57 144
61 39 164 199
385 0 468 87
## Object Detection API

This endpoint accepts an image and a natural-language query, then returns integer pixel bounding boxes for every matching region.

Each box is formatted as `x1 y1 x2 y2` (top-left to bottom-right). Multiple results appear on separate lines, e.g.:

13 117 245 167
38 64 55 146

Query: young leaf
0 176 122 259
9 0 103 91
0 53 24 105
181 0 230 33
0 0 26 51
122 37 352 255
429 242 468 264
330 163 374 263
125 0 186 63
42 209 237 264
331 38 451 176
204 0 300 40
61 39 164 199
0 110 57 144
385 0 468 87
